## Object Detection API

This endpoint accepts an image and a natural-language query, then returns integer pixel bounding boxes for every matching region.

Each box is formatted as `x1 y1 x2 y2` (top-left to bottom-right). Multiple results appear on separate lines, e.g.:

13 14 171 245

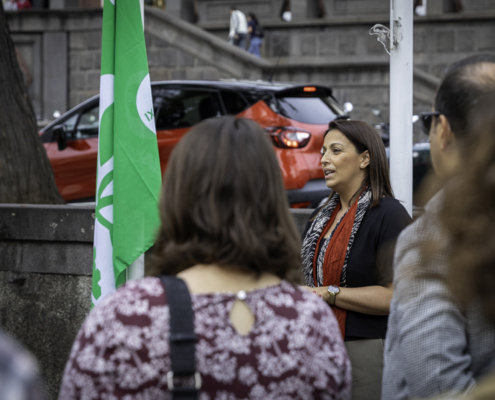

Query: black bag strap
159 276 201 400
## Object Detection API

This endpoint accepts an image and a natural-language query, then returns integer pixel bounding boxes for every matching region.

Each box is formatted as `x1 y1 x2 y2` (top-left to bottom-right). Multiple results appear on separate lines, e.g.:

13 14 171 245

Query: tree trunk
0 4 65 204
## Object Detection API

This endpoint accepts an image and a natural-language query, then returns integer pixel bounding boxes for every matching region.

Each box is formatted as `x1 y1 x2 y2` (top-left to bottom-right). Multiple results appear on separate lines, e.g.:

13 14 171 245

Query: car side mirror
52 125 67 151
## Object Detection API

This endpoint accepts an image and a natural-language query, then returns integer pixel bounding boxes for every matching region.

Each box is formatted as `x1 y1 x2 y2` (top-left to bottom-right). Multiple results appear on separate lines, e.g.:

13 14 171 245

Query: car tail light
303 86 317 92
265 127 311 149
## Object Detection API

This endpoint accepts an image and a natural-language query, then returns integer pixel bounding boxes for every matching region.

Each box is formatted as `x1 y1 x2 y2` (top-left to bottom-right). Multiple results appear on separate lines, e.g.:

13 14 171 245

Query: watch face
328 285 340 294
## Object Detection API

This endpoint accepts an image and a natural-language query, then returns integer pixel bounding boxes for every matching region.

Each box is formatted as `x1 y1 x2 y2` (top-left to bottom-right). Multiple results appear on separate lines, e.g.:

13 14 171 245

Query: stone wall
67 7 272 108
0 204 94 399
145 7 270 82
6 7 269 120
200 12 495 141
193 0 495 22
195 0 285 23
0 204 313 399
7 9 103 121
6 7 495 141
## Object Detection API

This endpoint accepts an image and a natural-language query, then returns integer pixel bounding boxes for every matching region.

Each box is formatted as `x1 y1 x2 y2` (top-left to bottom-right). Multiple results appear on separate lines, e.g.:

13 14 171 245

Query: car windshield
273 96 344 124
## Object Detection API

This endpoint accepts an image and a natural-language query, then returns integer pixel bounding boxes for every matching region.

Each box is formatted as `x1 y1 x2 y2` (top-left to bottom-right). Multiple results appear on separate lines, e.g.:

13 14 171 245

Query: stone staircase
8 5 478 141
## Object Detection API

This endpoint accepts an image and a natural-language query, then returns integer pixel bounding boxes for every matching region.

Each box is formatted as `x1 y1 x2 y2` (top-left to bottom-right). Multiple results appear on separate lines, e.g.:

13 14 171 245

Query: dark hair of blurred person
416 59 495 205
58 117 352 400
433 61 495 159
430 95 495 400
247 12 259 25
441 94 495 321
301 119 411 400
150 117 302 282
443 52 495 76
382 57 495 400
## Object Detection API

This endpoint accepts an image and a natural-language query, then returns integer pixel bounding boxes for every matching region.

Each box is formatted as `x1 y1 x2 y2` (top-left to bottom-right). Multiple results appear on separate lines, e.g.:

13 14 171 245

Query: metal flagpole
127 0 147 282
389 0 413 217
128 254 145 281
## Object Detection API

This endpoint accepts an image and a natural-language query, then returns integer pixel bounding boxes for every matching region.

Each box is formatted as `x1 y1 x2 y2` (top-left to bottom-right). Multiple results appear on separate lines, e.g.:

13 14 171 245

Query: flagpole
140 0 144 28
127 254 145 280
126 0 147 283
389 0 413 217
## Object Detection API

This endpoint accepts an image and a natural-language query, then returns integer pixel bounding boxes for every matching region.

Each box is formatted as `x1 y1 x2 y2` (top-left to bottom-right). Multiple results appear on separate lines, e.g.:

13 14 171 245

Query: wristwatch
327 285 340 305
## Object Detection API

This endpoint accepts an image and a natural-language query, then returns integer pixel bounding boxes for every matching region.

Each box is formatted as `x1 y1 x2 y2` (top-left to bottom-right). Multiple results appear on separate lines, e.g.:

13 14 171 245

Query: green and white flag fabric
92 0 161 307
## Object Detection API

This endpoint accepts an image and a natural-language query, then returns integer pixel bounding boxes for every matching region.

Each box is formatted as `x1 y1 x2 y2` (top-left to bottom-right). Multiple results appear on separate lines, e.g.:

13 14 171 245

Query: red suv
40 80 347 207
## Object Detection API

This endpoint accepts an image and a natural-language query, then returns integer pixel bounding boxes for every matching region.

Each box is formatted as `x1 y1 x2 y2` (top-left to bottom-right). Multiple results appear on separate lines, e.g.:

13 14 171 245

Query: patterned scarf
301 185 373 288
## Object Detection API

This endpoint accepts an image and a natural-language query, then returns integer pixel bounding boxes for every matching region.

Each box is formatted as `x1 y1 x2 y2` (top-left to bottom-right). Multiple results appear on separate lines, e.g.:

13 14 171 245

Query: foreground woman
59 117 351 400
301 120 411 400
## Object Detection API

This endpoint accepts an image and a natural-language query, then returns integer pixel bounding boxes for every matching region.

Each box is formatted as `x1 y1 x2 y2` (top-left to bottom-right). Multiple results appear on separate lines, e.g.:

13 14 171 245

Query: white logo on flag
136 73 156 135
99 74 115 123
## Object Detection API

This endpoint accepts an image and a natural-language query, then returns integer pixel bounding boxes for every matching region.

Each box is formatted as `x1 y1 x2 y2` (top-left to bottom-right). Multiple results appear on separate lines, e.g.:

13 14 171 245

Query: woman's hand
301 286 331 303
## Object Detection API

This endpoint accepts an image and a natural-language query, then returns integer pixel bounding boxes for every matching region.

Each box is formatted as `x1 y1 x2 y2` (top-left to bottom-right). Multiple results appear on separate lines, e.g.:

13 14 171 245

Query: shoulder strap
159 276 200 400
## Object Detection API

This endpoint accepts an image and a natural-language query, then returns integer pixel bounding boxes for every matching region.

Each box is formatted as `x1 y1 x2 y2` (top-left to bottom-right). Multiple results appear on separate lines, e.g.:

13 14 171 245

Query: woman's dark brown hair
439 94 495 325
325 119 393 207
150 117 303 283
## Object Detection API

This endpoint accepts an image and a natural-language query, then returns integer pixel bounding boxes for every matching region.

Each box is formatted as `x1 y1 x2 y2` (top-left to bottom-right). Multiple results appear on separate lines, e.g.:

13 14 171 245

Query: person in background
0 329 46 400
3 0 18 10
436 94 495 400
16 0 31 9
414 0 426 16
247 13 263 57
301 119 411 400
228 7 248 50
382 55 495 400
58 117 352 400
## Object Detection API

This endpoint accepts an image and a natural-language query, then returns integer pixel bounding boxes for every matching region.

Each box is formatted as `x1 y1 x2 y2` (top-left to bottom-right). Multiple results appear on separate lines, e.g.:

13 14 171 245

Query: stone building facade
6 2 495 141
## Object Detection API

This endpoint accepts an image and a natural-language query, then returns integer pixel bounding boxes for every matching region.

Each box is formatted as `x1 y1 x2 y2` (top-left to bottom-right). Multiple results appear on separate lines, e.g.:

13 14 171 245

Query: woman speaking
301 120 411 400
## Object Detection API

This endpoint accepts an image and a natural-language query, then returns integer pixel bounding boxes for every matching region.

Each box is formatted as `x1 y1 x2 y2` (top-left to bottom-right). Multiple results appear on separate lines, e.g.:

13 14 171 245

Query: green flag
92 0 161 307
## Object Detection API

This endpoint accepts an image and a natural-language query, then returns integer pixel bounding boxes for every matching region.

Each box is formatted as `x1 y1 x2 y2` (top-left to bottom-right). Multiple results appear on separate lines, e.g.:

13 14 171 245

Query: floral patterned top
59 277 351 400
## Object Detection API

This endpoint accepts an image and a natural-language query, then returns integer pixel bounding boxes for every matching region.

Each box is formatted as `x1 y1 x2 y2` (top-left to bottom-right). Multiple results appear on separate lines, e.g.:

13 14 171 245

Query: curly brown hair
149 117 303 283
440 94 495 325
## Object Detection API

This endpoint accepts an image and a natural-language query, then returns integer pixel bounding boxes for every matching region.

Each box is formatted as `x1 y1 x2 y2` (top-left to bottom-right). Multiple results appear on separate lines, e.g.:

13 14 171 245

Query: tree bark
0 4 65 204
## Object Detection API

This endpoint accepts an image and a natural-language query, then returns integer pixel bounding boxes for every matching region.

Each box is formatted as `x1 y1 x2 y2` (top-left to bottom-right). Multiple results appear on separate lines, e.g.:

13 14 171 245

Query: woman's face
321 129 369 194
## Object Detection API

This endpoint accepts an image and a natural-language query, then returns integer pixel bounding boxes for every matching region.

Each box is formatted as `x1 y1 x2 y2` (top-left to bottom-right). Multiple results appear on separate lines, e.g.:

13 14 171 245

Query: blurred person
58 117 352 399
280 0 291 21
0 329 46 400
301 120 411 400
435 94 495 399
3 0 18 10
414 0 426 16
443 52 495 75
382 57 495 400
228 7 248 50
247 13 263 57
16 0 31 9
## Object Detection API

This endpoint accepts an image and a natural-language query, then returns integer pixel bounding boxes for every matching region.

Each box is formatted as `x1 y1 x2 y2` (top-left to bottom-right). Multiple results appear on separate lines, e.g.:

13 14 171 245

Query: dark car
376 122 433 195
40 80 347 206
